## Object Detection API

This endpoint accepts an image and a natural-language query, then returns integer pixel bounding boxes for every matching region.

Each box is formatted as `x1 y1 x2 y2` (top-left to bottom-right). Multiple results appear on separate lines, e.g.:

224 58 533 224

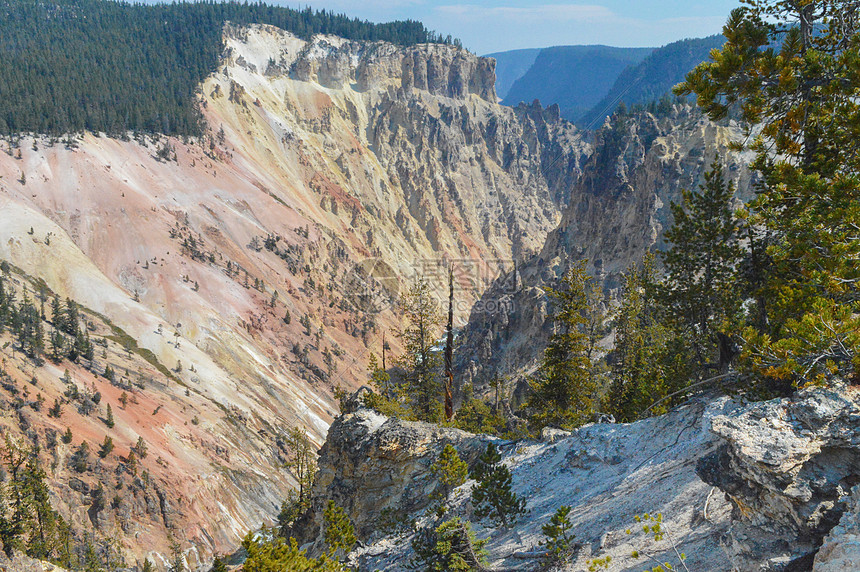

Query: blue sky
284 1 740 54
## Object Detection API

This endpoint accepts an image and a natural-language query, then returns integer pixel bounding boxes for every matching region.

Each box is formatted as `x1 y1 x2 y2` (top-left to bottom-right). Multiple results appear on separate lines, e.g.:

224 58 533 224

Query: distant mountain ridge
490 35 725 127
579 34 726 128
486 48 541 100
500 45 652 121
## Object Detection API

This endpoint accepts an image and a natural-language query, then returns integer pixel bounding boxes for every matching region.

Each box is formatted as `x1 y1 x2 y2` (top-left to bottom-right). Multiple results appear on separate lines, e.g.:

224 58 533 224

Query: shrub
242 534 344 572
540 505 578 567
430 444 468 498
71 441 90 473
323 500 356 559
411 518 487 572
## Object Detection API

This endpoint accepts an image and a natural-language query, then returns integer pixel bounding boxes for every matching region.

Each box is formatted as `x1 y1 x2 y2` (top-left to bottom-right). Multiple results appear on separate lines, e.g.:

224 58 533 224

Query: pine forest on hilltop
0 0 458 137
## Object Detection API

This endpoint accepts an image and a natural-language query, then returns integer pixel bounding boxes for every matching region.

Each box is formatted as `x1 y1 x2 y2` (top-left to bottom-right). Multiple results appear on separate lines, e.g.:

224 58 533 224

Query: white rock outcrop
306 386 860 571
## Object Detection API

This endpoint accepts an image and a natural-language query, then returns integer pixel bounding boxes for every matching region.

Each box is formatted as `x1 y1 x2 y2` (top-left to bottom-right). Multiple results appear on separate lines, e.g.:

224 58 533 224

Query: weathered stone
540 426 571 443
815 485 860 571
695 385 860 569
296 407 493 553
311 387 860 571
322 396 744 571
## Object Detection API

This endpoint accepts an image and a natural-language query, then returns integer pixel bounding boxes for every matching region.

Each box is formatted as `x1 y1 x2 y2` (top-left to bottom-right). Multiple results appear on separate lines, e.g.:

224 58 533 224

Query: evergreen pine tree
24 456 58 559
62 298 79 336
429 444 468 508
526 260 598 431
0 436 31 556
322 500 356 558
0 437 67 560
677 0 860 387
540 505 577 567
608 254 682 421
105 403 115 428
242 533 344 572
396 279 443 422
71 442 90 473
283 427 316 512
49 329 64 363
99 436 114 458
48 399 62 419
411 517 487 572
469 443 525 529
126 450 138 475
659 160 743 373
211 556 228 572
134 436 148 459
362 353 412 419
50 296 63 330
83 331 94 362
443 265 455 421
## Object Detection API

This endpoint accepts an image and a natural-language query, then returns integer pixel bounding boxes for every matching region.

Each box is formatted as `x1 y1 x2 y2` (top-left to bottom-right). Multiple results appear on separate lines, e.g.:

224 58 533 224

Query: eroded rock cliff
294 405 491 553
455 107 755 397
0 23 589 568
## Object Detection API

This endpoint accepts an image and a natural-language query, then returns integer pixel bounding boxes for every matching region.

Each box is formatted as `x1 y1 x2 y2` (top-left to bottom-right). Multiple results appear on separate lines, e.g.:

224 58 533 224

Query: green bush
242 534 345 572
323 500 356 559
411 518 487 572
540 505 578 567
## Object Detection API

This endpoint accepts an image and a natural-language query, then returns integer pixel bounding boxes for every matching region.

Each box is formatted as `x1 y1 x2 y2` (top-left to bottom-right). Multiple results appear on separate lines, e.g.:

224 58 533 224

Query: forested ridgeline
0 0 457 137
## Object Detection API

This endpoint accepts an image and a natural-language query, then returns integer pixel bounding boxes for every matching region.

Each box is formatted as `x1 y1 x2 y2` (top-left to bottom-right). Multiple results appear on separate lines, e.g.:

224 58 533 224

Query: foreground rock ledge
295 386 860 571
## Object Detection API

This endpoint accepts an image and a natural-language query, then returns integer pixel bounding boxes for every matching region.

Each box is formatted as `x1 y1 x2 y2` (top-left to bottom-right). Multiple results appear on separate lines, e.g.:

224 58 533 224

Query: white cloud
436 3 614 22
